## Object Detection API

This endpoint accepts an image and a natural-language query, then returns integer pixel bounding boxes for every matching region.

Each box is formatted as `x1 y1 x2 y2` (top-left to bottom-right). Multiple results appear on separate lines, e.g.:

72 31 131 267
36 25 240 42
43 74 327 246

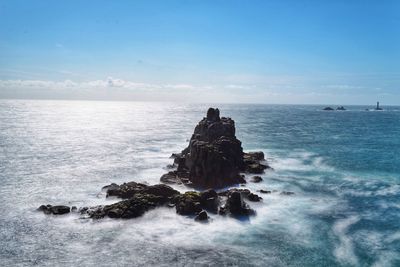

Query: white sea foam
333 215 360 266
2 101 399 266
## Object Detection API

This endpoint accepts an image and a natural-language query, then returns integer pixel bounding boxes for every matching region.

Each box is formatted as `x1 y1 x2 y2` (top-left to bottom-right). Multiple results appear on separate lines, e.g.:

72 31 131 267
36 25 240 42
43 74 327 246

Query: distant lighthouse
375 101 383 110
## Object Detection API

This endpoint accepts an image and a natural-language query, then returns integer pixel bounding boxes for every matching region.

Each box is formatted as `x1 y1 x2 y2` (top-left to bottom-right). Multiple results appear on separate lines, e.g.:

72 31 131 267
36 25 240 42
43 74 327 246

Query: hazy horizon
1 0 399 104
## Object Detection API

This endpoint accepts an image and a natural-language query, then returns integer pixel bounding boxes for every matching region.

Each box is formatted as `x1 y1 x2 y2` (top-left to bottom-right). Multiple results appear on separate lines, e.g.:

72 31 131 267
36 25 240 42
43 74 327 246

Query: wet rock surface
251 176 263 183
38 205 70 215
258 189 272 194
224 191 255 216
104 182 179 200
195 210 209 221
160 108 270 188
40 181 263 221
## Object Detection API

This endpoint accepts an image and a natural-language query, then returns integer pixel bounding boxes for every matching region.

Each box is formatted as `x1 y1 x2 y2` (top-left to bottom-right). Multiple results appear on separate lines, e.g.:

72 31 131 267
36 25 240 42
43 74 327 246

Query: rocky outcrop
251 176 263 183
103 182 179 200
40 181 260 221
224 191 255 216
39 108 272 223
160 108 270 188
218 188 262 202
195 210 209 221
38 205 70 215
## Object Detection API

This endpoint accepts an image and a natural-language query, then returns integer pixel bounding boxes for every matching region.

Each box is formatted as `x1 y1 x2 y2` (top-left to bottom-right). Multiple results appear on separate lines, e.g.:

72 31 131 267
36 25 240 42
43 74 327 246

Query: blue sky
0 0 399 104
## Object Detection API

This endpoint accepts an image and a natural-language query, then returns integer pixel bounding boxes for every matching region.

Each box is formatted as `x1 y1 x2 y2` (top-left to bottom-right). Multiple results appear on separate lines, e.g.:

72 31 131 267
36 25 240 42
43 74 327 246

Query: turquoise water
0 100 399 266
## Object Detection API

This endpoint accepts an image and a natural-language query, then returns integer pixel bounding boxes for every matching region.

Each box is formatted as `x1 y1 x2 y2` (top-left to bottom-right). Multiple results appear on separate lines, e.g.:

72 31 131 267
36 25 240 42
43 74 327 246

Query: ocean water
0 100 399 267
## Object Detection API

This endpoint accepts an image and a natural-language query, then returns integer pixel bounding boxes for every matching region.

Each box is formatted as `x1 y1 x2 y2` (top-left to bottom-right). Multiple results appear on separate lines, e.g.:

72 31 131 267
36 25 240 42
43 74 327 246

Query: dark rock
166 164 175 169
218 206 227 215
174 191 202 215
243 152 270 174
160 171 180 184
258 189 271 194
247 192 262 202
245 163 268 174
76 182 181 219
170 153 181 159
225 191 254 216
280 191 295 196
195 210 209 221
105 181 179 200
183 136 245 188
38 204 52 214
219 188 261 202
244 151 265 161
251 176 263 183
105 181 146 198
336 106 346 111
50 205 70 215
102 183 119 191
140 184 180 200
200 189 219 212
41 181 264 221
323 107 334 111
206 107 220 122
160 108 270 189
38 205 70 215
105 193 164 219
71 206 77 212
79 205 105 219
83 193 167 219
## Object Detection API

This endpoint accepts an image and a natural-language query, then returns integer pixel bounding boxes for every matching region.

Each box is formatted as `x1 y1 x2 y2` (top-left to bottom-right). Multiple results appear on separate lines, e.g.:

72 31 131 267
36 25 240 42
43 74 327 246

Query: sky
0 0 399 104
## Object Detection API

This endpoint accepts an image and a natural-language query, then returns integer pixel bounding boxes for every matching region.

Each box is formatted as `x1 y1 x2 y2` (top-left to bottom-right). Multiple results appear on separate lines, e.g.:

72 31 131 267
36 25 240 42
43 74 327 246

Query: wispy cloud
0 77 207 91
0 77 397 104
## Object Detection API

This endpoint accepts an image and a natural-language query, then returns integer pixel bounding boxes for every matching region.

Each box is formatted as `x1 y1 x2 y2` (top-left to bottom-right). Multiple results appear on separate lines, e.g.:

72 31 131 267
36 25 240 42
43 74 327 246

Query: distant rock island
323 106 346 111
38 108 282 222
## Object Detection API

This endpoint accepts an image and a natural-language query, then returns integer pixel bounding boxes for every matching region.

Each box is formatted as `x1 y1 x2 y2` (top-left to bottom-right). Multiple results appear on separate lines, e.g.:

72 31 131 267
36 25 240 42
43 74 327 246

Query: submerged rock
160 108 271 189
225 191 255 216
200 189 219 212
280 191 295 196
323 107 334 111
258 189 272 194
247 192 262 202
251 176 263 183
38 205 70 215
195 210 209 221
219 188 262 202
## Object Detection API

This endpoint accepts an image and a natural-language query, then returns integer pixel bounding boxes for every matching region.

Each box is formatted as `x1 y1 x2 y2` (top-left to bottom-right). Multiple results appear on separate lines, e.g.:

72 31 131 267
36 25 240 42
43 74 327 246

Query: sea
0 100 399 267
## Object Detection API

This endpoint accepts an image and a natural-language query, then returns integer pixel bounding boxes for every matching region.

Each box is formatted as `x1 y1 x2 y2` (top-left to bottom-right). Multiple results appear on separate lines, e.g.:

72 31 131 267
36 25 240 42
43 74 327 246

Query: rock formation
38 108 278 222
160 108 269 188
39 182 262 220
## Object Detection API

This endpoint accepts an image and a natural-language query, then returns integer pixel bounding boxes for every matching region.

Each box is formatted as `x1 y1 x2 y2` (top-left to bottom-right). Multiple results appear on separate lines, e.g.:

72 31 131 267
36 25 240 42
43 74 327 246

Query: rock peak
161 108 270 189
206 107 220 122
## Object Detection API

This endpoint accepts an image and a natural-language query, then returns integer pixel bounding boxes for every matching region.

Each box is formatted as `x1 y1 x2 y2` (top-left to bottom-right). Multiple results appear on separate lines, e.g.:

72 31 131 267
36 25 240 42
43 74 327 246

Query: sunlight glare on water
0 100 399 266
